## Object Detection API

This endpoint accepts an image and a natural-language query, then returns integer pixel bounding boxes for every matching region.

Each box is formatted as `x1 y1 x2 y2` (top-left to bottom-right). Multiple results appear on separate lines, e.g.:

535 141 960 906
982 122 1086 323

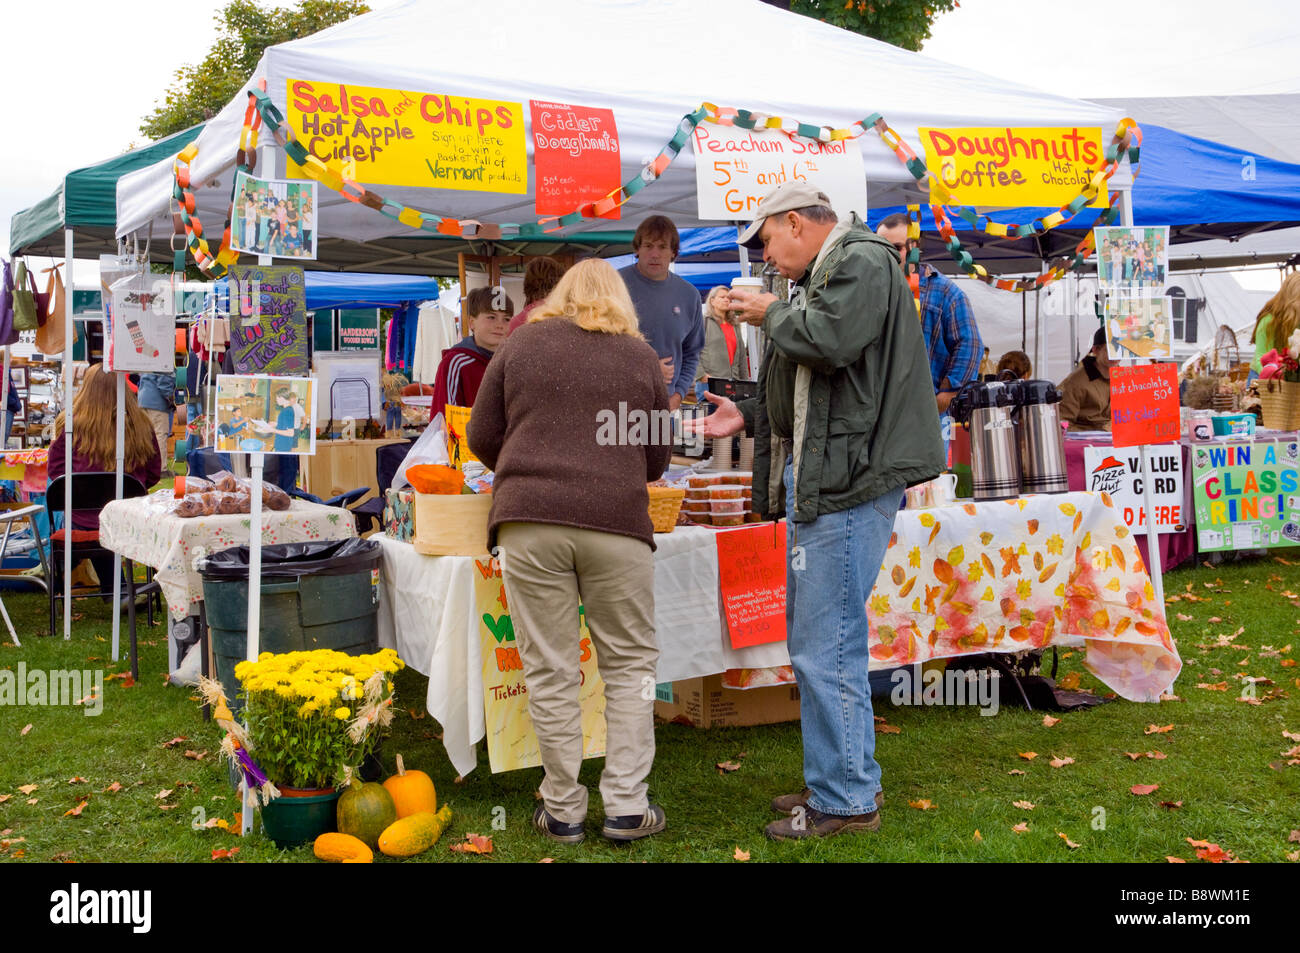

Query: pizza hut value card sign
1083 445 1184 534
529 101 621 219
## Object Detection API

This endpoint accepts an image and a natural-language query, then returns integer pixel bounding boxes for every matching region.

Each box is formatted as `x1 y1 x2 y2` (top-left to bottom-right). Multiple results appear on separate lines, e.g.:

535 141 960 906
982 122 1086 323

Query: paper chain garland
174 86 1141 292
172 83 266 278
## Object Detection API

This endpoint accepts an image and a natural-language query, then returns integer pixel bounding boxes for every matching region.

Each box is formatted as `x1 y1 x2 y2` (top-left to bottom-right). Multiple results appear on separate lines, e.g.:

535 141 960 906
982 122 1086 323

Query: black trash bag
197 538 381 580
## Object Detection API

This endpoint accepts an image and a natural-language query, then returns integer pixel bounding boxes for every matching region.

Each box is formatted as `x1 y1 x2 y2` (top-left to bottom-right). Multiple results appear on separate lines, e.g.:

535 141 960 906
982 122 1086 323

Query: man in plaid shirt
877 214 983 412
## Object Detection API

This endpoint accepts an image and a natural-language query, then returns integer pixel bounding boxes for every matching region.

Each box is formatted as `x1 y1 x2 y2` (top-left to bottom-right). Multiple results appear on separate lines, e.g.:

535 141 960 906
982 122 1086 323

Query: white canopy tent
116 0 1130 264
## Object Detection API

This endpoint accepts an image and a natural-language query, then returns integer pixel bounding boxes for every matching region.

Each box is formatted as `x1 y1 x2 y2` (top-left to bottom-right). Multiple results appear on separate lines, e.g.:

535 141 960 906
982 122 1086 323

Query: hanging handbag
35 263 67 355
0 259 15 346
12 260 48 332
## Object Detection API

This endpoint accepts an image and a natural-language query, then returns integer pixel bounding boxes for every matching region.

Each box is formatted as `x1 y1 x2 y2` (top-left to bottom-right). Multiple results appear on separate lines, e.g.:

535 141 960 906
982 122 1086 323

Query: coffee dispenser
1012 379 1068 495
949 381 1020 501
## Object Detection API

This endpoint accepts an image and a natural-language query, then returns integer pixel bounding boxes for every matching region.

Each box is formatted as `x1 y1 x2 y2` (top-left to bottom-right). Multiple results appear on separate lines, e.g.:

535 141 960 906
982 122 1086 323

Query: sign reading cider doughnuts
529 100 621 219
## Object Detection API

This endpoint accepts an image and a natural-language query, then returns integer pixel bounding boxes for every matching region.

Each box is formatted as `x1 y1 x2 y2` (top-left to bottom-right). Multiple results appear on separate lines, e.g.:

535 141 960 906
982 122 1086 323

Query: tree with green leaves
139 0 370 141
760 0 958 51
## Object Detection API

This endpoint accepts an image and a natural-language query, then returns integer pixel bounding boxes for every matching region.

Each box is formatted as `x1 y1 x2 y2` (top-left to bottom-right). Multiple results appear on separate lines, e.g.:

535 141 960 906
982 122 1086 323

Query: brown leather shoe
771 788 883 814
765 806 881 841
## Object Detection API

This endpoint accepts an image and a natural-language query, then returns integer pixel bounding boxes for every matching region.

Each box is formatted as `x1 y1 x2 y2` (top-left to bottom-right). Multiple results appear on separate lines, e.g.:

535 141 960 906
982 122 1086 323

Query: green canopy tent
9 125 203 258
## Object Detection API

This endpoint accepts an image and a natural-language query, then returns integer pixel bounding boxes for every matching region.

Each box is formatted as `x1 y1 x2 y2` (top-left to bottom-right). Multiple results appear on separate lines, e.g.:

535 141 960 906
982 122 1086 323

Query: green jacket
739 216 944 522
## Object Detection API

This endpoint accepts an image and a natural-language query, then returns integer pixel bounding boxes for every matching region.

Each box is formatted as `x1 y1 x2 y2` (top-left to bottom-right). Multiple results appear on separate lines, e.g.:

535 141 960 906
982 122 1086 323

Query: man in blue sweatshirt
618 216 705 412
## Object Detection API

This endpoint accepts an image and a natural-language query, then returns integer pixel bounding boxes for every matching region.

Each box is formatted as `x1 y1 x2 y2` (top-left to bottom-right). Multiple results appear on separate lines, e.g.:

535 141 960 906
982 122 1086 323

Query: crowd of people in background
237 185 314 259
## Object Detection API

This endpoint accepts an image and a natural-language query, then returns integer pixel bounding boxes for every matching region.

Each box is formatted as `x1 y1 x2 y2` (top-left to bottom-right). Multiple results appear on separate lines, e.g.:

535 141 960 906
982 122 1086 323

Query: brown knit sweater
467 317 673 551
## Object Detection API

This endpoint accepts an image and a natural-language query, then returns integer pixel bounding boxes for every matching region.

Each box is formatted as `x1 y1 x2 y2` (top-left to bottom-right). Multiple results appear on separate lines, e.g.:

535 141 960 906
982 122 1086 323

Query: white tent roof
117 0 1129 269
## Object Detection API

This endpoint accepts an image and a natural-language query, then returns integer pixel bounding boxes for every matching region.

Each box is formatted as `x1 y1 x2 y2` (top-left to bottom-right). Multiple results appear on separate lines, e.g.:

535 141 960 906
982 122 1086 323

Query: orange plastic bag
406 463 464 495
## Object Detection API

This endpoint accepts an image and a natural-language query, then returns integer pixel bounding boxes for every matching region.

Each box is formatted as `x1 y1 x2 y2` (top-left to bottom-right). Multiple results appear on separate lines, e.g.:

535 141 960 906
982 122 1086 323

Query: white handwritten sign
691 123 866 222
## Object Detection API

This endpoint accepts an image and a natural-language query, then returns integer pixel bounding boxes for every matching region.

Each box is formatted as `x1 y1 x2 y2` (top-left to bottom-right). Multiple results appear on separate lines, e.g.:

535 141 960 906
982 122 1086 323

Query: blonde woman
694 285 749 406
468 259 672 845
1252 272 1300 379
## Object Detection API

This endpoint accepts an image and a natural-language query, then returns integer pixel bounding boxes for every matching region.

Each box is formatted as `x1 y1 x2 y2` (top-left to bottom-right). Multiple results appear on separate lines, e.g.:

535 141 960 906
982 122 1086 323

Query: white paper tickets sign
107 273 176 373
1083 444 1185 534
691 123 866 222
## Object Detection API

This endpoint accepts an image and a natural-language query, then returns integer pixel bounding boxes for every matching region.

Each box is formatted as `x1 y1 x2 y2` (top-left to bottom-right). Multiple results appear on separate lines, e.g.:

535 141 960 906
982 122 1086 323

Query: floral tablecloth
0 447 48 493
867 490 1180 701
100 492 357 621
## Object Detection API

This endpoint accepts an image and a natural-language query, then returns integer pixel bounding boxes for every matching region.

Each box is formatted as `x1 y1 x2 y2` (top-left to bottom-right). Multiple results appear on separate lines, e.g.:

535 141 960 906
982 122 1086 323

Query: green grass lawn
0 554 1297 863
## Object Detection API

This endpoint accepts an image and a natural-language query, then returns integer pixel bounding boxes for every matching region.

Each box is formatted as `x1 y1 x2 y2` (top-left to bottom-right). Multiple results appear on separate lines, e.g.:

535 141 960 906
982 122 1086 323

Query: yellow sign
917 126 1107 209
285 79 527 193
474 559 607 773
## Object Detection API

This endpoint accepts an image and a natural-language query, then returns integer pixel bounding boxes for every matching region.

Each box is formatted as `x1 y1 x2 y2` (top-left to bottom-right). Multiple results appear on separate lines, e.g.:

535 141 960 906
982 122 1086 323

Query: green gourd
336 779 397 849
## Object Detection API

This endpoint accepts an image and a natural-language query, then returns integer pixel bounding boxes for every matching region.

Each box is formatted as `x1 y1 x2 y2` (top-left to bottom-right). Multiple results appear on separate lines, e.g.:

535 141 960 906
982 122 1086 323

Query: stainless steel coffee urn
1012 379 1068 495
949 381 1020 501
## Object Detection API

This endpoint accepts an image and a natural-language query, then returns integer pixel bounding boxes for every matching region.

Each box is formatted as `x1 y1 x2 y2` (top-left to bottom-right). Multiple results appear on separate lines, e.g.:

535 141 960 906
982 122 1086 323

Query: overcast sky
4 0 1298 277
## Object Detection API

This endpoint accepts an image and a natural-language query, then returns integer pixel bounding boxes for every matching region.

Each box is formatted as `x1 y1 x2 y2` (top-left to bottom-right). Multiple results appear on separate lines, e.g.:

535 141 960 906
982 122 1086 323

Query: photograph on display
1104 294 1174 360
230 171 318 260
214 374 316 456
1094 225 1168 291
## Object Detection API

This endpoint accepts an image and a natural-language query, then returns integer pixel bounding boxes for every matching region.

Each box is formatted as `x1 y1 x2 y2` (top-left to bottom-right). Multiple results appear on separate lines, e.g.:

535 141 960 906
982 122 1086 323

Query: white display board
1083 444 1184 534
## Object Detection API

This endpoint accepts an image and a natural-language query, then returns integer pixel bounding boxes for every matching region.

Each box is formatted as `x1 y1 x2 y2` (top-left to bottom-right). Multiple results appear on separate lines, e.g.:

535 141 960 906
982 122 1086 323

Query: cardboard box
412 490 492 556
383 488 416 542
654 673 801 728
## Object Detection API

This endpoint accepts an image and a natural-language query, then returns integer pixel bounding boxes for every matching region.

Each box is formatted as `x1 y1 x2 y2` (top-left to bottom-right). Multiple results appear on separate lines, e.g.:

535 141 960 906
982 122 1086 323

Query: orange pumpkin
383 754 437 818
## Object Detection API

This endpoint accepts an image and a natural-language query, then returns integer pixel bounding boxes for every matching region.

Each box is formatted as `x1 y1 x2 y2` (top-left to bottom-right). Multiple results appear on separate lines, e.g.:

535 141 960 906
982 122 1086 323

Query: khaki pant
497 522 658 823
143 409 172 468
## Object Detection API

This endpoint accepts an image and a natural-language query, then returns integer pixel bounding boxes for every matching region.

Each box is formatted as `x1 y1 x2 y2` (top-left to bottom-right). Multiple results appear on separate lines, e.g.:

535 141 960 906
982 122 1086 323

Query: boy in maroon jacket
432 286 514 413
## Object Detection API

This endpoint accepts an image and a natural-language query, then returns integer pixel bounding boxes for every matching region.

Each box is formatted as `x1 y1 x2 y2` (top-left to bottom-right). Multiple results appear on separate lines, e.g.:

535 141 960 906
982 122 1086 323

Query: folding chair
350 440 413 534
46 473 161 679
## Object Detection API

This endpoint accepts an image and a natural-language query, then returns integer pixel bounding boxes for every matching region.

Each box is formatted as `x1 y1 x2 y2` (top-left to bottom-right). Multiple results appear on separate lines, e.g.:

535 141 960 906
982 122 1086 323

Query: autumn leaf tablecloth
868 490 1180 702
100 492 357 621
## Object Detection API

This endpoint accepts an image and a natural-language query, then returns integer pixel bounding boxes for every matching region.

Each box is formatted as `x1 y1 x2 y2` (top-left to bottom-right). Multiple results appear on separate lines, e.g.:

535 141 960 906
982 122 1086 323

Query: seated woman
47 364 161 586
468 259 671 845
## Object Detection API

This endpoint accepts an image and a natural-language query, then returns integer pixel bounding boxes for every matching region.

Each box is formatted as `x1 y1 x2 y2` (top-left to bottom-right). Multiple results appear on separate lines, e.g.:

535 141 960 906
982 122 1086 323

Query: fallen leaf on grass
406 708 426 720
17 784 37 795
1159 801 1183 810
1012 822 1029 833
102 782 122 793
1166 856 1187 863
67 777 87 785
161 737 187 749
1158 693 1181 702
973 829 983 842
25 799 37 805
1284 730 1300 742
715 760 744 773
1008 769 1025 775
1208 616 1222 624
50 851 73 862
908 799 935 810
1287 851 1300 862
19 724 31 736
0 795 8 804
734 847 750 861
1013 800 1035 810
1288 830 1300 843
1148 751 1168 760
1057 672 1081 690
1130 784 1160 796
1196 844 1230 863
1175 613 1194 622
183 750 209 761
1049 756 1075 768
1282 659 1297 668
1042 715 1060 727
1145 724 1174 735
210 847 240 861
538 858 554 863
876 723 901 734
1058 832 1081 849
64 799 89 817
154 789 174 801
449 834 493 854
1018 751 1038 760
1196 682 1228 691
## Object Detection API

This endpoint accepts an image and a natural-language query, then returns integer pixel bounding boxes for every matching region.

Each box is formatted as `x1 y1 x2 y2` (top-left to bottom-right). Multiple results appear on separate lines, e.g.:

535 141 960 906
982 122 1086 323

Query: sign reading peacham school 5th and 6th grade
286 80 527 193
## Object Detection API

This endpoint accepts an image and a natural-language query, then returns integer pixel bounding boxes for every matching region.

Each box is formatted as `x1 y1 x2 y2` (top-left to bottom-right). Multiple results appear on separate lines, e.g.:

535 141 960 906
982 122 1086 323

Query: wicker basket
1257 378 1300 431
647 485 685 534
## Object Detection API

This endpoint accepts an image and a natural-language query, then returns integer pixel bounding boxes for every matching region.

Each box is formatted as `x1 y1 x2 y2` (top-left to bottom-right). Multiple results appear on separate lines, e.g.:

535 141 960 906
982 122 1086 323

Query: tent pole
63 229 74 639
110 372 124 661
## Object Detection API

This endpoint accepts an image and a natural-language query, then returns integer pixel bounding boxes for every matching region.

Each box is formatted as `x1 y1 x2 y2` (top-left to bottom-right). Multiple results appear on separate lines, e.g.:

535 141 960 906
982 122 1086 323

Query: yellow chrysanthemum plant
198 649 402 797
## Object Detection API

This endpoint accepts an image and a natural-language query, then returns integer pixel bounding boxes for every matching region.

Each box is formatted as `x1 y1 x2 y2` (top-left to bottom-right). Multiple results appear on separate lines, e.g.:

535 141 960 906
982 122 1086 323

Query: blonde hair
1255 272 1300 352
53 364 159 472
529 259 642 336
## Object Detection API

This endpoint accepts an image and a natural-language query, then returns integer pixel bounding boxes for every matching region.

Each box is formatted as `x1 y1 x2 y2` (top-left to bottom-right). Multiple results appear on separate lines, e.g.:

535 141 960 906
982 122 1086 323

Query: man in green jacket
692 181 943 839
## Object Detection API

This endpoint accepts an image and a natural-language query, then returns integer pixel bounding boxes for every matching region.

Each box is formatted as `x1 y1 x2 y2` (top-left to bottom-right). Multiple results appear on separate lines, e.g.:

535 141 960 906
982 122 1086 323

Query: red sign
529 100 621 220
715 522 786 649
1110 363 1179 448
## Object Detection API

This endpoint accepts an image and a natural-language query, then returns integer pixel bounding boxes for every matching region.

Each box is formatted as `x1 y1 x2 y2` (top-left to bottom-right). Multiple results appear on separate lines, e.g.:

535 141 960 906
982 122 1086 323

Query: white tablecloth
375 525 790 775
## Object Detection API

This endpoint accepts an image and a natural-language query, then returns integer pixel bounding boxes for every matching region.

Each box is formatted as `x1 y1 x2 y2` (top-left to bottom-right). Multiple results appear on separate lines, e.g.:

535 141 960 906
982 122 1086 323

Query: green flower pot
260 787 341 849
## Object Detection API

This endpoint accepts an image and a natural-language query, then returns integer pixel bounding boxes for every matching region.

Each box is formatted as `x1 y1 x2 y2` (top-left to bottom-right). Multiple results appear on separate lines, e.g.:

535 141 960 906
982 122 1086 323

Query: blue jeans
784 460 901 816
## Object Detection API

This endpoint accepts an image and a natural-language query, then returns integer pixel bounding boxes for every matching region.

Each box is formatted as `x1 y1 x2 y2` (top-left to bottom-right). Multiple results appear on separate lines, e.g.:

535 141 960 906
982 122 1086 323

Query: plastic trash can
198 538 383 710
